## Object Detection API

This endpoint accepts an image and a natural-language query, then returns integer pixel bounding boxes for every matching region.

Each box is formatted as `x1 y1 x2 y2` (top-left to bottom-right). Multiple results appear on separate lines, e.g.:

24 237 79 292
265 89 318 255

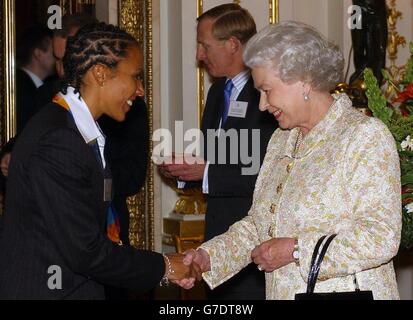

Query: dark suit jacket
0 69 38 195
195 76 277 299
0 103 163 299
201 77 277 240
16 69 38 135
99 99 149 245
99 98 149 198
37 81 150 246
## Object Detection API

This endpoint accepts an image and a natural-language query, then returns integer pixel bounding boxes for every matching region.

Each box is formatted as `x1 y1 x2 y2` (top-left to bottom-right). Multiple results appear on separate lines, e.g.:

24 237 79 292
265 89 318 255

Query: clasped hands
167 238 295 290
156 153 206 182
164 249 210 289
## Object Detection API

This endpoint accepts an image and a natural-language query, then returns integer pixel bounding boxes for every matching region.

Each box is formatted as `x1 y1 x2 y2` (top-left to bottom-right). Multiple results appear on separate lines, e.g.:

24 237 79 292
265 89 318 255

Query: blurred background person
16 25 56 133
159 3 277 300
0 25 56 196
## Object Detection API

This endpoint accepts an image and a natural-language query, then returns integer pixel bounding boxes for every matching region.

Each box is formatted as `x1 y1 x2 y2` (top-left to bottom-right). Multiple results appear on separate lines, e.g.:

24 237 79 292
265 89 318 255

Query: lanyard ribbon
52 94 122 245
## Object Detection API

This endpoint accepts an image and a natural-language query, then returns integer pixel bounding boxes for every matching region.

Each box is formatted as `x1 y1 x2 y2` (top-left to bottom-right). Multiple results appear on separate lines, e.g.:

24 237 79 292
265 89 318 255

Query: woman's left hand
251 237 296 272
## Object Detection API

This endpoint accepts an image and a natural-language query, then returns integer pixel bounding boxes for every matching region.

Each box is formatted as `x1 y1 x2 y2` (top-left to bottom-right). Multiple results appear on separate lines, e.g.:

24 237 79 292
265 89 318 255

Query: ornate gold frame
119 0 154 250
196 0 279 121
1 0 16 144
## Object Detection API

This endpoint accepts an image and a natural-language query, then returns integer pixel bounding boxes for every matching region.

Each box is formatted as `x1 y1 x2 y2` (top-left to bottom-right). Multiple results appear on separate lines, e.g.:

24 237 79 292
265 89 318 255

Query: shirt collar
227 69 250 93
21 68 44 89
58 86 104 145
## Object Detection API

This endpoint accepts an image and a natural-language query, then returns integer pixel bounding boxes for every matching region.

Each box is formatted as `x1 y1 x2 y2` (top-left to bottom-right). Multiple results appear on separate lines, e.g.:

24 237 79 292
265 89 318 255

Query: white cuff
202 162 210 194
177 180 186 189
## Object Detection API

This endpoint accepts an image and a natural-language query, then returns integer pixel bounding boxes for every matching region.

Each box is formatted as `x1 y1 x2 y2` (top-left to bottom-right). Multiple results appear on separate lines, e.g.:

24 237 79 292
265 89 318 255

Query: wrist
160 254 173 286
197 248 211 272
292 238 300 266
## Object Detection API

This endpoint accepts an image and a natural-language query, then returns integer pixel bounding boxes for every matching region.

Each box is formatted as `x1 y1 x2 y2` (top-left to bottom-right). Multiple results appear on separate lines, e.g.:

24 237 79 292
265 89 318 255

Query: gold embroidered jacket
201 94 401 300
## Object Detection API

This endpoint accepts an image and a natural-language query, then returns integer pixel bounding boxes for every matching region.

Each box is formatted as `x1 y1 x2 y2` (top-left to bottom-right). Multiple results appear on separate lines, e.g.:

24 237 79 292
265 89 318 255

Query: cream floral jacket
201 94 401 300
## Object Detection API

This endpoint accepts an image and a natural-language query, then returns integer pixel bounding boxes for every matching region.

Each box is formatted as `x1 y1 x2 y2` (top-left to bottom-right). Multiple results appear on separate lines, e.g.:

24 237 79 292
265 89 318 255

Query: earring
303 92 309 101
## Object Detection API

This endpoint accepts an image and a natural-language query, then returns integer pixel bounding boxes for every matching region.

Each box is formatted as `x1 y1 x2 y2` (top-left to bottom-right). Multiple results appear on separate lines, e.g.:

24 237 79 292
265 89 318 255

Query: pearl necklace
293 130 303 156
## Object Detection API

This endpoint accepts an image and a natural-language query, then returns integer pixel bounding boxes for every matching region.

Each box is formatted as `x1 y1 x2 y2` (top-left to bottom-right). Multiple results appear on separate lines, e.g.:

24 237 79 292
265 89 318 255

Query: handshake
163 248 211 289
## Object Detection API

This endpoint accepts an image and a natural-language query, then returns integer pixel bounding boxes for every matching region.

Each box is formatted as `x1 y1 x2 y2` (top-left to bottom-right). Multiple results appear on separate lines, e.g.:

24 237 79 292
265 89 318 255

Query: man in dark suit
160 4 277 300
16 25 56 134
0 25 56 195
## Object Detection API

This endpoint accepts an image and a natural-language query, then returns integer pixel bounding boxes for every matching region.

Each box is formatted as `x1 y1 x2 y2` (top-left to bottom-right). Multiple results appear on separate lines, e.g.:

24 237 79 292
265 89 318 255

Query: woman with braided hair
0 22 200 299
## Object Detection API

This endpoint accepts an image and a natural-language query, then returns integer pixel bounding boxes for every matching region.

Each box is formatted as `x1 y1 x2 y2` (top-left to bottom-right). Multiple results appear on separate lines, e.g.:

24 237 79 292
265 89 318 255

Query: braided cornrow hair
61 22 138 95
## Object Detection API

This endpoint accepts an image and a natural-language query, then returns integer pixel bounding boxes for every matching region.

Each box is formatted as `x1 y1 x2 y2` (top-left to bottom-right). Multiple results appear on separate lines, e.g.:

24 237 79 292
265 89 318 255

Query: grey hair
243 21 344 92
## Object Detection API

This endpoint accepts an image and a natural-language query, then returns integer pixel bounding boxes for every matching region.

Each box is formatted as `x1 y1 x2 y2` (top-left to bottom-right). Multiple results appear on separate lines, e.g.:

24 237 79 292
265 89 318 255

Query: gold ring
257 265 263 271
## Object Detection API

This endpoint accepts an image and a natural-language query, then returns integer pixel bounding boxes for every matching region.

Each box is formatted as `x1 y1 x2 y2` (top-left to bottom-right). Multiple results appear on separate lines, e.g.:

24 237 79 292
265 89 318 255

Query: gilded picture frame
119 0 155 251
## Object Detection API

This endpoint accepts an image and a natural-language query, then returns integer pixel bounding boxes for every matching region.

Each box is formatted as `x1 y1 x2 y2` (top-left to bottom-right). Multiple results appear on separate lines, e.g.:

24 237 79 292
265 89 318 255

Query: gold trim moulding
4 0 16 141
119 0 155 251
270 0 279 24
197 0 204 127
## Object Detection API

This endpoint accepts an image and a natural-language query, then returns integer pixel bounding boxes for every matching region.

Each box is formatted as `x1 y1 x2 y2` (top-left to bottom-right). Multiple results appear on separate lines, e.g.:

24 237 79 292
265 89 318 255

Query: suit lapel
62 105 105 173
222 76 255 130
201 79 226 133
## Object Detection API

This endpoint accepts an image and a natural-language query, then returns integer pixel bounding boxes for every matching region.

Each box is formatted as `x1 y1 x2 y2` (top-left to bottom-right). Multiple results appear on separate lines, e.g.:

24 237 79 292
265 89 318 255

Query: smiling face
100 45 145 122
252 65 310 131
196 18 234 78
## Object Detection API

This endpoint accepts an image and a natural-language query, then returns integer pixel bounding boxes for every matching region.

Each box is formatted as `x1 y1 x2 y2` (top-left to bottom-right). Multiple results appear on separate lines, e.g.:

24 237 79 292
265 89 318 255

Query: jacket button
270 203 276 213
276 183 283 194
268 225 275 237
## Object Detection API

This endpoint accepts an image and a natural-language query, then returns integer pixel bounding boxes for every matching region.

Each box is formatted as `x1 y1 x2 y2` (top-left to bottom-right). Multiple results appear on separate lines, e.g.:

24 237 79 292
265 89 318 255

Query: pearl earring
303 92 309 101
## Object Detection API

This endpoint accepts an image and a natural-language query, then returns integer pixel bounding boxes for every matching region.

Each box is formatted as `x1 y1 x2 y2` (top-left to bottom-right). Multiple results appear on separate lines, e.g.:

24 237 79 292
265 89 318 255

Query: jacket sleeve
29 127 164 292
200 213 260 289
298 119 402 282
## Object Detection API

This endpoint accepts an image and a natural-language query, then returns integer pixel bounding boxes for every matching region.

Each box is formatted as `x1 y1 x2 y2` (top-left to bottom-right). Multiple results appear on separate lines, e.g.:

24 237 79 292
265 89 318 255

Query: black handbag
295 234 374 300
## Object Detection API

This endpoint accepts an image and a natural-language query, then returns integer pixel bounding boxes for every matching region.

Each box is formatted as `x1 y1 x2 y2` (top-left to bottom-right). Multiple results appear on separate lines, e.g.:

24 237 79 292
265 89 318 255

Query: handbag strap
307 234 337 294
306 235 326 293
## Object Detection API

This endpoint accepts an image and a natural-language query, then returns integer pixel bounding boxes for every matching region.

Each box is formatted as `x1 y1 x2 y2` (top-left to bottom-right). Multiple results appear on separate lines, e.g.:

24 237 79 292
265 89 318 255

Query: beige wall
96 0 118 25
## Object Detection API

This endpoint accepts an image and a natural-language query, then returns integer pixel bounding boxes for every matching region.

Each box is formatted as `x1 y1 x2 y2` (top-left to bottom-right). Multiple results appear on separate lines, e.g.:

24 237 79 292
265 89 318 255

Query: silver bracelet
160 254 173 286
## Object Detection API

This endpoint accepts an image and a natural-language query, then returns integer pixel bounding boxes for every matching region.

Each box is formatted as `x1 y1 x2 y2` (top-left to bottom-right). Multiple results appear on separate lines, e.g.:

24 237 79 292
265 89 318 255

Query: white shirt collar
21 68 44 89
58 87 106 167
228 69 250 94
58 86 104 145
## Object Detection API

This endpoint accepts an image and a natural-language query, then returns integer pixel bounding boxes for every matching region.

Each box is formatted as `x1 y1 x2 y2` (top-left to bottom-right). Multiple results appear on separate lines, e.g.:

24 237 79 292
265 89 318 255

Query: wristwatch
292 238 300 265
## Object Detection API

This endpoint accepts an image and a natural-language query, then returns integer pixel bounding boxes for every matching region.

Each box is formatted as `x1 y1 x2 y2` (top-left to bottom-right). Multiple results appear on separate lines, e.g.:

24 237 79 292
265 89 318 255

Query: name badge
228 101 248 118
104 178 113 202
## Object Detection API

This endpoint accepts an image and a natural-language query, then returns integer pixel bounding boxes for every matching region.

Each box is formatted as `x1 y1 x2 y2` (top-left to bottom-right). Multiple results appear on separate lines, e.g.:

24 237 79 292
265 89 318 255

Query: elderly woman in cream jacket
178 21 401 300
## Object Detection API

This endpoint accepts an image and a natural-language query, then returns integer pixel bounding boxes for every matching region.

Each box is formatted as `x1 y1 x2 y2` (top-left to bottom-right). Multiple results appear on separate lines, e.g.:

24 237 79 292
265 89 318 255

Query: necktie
222 79 234 125
88 138 103 168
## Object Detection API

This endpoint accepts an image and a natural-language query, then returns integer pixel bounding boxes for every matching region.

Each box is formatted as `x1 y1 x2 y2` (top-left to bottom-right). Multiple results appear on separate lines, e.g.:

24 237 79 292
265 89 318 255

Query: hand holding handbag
295 234 374 300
